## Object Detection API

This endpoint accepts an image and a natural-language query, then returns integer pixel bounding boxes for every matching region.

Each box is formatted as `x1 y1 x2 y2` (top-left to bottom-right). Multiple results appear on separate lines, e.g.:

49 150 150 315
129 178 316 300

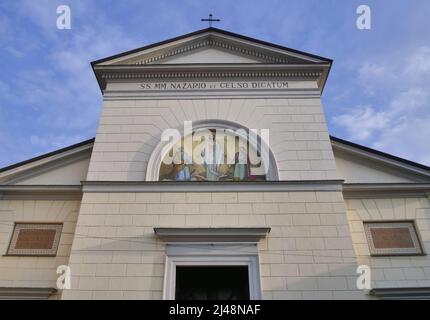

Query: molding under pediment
99 67 323 81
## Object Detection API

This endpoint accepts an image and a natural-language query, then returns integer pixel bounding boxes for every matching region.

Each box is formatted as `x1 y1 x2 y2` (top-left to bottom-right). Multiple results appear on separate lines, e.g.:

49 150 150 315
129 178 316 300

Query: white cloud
0 0 144 167
373 116 430 166
6 46 26 58
358 62 387 79
405 46 430 75
332 106 389 141
332 45 430 165
390 88 428 113
357 62 397 96
30 134 86 149
3 0 141 133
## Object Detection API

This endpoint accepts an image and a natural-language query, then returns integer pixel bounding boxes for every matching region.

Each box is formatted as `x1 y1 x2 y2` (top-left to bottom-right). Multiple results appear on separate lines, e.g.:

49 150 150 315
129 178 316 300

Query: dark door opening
175 266 250 300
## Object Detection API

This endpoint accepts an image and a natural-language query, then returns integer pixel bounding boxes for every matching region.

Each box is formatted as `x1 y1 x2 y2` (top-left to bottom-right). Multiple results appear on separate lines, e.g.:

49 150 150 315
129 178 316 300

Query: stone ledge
370 287 430 300
0 287 57 300
154 227 271 242
82 180 344 193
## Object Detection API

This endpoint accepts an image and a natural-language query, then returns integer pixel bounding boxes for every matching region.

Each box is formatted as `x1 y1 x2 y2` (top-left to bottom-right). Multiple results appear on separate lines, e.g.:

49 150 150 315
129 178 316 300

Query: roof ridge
90 27 332 66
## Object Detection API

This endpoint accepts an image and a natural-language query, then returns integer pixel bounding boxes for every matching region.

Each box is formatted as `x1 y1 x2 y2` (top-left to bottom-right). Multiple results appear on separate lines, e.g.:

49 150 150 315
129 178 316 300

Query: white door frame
162 243 262 300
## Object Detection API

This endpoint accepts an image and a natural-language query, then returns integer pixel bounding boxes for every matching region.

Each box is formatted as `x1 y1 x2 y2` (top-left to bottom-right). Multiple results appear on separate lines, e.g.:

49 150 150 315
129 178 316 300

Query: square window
6 223 63 256
364 221 424 256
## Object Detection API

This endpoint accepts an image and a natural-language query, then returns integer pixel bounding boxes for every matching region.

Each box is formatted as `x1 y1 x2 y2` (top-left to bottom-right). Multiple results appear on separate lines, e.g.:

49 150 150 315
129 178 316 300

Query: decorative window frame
364 220 424 256
6 222 63 257
145 119 279 181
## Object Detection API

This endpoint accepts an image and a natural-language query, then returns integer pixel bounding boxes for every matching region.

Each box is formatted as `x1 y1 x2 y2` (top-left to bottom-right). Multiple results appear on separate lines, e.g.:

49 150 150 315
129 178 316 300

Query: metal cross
201 14 220 27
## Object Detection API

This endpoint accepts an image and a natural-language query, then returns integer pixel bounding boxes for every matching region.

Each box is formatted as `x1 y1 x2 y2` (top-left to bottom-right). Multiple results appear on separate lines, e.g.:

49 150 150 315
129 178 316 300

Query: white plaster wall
63 191 362 300
16 158 91 185
88 96 337 182
334 150 421 183
345 196 430 289
0 199 80 299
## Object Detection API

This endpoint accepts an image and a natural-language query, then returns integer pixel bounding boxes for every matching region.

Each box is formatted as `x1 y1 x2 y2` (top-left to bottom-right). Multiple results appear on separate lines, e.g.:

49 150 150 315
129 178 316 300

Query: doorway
175 266 250 300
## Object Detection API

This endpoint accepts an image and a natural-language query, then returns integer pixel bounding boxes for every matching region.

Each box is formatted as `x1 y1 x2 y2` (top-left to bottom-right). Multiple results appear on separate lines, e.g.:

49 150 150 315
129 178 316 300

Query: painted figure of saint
173 148 192 181
201 137 223 181
233 146 248 181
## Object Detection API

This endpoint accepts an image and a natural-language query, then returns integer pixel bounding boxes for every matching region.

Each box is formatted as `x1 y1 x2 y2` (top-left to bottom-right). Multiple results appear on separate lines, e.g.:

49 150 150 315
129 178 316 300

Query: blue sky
0 0 429 168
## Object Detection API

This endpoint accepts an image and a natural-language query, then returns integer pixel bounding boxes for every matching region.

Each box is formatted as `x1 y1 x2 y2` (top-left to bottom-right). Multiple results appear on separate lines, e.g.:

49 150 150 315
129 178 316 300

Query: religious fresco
158 130 266 182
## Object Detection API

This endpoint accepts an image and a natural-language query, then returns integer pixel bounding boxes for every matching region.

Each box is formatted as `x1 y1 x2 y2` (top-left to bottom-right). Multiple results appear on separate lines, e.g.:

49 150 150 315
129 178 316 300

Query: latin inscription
140 81 289 91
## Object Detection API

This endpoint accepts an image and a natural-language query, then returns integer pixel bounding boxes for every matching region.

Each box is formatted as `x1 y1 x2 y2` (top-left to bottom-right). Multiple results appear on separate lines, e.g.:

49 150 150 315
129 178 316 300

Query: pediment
12 156 91 185
331 137 430 183
334 149 420 183
93 28 331 66
0 139 93 186
153 47 262 64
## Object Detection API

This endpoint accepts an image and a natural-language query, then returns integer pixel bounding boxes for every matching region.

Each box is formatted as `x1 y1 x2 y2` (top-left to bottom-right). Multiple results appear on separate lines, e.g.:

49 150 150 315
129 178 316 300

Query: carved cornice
93 63 330 93
101 70 322 80
128 38 288 65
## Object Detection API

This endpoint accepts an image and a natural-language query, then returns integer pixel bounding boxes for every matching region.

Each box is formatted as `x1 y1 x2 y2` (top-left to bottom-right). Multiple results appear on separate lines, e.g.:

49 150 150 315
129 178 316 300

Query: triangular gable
91 28 332 93
331 136 430 183
150 47 263 64
0 139 94 185
92 27 332 66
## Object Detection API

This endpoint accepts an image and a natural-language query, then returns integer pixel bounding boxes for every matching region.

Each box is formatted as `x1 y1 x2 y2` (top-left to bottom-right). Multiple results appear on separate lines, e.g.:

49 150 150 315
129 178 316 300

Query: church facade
1 28 430 300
